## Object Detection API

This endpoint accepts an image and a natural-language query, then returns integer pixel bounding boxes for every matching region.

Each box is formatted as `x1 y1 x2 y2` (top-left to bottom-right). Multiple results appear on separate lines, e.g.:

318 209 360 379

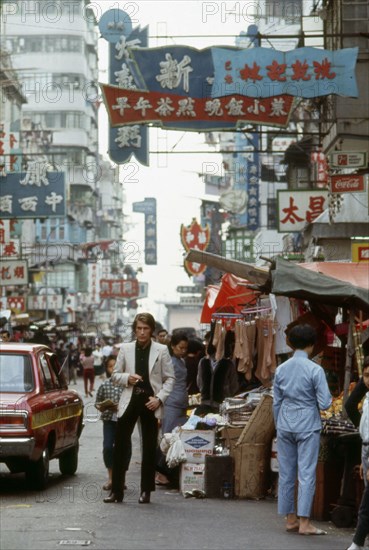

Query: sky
95 1 256 322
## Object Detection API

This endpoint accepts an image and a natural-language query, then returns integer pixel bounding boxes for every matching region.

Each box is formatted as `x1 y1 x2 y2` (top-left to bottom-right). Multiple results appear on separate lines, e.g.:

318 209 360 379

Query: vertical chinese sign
132 198 157 265
98 9 149 165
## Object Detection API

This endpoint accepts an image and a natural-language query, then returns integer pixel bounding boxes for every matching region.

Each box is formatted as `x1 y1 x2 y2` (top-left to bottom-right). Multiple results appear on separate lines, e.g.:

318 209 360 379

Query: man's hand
128 374 143 385
145 396 161 411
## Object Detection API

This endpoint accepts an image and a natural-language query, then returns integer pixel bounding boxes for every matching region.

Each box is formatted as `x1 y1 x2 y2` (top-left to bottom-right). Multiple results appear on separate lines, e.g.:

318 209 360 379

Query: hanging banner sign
330 174 365 193
329 151 367 169
132 198 157 265
211 46 359 98
277 190 329 233
100 84 294 130
0 171 65 219
100 278 139 299
181 218 210 277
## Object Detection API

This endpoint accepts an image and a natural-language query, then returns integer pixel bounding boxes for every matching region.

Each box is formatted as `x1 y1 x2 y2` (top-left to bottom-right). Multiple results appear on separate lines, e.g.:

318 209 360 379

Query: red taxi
0 343 83 489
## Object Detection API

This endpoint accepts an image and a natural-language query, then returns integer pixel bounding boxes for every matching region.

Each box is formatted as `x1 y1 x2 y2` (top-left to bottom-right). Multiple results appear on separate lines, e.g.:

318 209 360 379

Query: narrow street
1 378 355 550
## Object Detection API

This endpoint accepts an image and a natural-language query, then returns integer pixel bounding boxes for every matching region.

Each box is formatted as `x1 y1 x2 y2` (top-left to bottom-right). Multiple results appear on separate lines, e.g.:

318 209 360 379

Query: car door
47 351 82 448
38 352 66 453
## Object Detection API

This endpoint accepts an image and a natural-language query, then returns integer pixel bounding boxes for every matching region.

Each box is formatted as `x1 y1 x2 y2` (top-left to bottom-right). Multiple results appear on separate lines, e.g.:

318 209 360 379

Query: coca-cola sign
330 174 365 193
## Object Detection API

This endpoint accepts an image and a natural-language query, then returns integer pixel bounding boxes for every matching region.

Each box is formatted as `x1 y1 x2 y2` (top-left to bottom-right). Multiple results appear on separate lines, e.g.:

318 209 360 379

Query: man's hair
132 312 156 334
363 356 369 371
288 324 316 349
157 329 168 335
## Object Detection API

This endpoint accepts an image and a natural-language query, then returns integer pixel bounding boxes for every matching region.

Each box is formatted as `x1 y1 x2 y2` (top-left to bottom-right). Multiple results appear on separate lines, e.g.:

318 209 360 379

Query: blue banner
132 198 157 265
211 46 358 98
0 171 65 218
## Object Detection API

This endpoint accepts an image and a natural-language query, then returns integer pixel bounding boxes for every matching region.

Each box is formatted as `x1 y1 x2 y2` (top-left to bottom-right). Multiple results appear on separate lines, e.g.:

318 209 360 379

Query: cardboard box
180 462 205 496
180 429 215 463
233 443 268 499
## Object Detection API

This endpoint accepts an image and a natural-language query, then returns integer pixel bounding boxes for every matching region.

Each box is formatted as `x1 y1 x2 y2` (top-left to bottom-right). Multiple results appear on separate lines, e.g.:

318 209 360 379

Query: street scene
1 1 369 550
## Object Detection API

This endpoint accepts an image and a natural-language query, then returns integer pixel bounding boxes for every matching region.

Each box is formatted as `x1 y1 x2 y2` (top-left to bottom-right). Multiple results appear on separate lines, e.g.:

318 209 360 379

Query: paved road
1 377 355 550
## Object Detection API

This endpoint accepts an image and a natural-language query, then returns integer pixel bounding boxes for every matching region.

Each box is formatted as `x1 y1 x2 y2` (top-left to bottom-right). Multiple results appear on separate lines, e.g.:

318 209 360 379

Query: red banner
181 219 210 277
330 174 365 193
100 84 294 129
100 279 139 299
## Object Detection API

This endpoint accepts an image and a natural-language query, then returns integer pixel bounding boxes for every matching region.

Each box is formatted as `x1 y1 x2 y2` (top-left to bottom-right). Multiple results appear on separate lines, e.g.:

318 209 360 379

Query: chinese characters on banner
311 150 328 188
211 46 358 98
0 260 28 286
277 190 329 233
0 123 21 174
0 171 65 218
101 85 294 130
28 295 63 310
180 218 210 276
132 198 157 265
100 278 139 299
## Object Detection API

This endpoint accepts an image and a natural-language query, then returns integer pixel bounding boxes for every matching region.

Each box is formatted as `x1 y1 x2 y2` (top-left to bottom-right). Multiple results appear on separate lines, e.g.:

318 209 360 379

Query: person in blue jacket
273 323 332 536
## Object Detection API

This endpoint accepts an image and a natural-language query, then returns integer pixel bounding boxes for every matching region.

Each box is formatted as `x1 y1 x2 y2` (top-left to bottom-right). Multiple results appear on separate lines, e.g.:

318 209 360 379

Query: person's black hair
170 331 188 347
84 346 93 357
363 356 369 370
105 354 116 377
288 324 316 350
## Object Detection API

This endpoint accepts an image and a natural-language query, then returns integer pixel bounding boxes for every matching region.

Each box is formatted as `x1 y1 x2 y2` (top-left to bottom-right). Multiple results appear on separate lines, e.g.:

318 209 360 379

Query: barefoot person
273 324 332 535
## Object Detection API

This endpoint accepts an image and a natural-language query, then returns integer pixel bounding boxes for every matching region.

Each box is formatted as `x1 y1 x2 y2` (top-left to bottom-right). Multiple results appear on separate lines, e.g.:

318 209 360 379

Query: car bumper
0 437 35 458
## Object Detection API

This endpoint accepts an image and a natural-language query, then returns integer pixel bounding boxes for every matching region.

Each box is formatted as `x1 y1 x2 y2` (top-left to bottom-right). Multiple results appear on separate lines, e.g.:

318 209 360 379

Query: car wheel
26 448 50 490
59 443 79 476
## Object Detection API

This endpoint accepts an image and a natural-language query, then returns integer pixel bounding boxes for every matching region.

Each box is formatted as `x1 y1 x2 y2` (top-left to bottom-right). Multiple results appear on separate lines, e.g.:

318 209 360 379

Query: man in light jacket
104 312 174 505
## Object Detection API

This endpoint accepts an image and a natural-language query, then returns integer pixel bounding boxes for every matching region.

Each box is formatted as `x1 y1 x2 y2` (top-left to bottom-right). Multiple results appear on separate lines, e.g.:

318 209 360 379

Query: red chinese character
13 266 24 279
224 74 233 84
280 197 304 224
0 141 4 155
306 196 326 222
10 134 17 147
0 228 5 245
224 60 232 71
266 60 286 81
313 58 336 80
239 62 262 82
1 267 11 280
3 242 17 256
291 60 311 81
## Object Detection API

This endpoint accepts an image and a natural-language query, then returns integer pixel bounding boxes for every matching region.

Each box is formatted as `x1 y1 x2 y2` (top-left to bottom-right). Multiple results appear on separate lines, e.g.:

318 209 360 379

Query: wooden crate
233 443 269 499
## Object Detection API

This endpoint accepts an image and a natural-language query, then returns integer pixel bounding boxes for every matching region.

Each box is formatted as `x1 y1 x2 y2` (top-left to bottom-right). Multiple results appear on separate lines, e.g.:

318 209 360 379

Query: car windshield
0 354 35 392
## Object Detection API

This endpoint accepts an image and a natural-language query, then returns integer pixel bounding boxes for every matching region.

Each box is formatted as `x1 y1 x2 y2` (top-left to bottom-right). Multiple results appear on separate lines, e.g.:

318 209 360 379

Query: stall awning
201 273 259 323
271 257 369 312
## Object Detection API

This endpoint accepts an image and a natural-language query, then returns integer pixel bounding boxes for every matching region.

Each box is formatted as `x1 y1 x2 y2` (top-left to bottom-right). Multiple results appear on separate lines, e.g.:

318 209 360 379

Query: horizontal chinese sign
212 46 358 98
277 190 329 233
28 294 63 310
100 278 139 299
2 296 25 312
329 151 367 169
100 85 294 130
0 260 28 286
0 171 65 218
330 174 365 193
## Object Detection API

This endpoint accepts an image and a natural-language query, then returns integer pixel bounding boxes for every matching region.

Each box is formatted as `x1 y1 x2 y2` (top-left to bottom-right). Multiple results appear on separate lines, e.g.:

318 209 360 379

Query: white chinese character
225 98 245 116
0 195 12 213
248 197 258 207
249 176 259 185
247 99 266 115
176 98 196 117
249 165 258 175
146 215 156 224
204 99 223 117
112 97 131 116
115 35 141 61
45 192 63 212
115 63 136 89
133 97 152 116
198 231 208 244
155 98 175 116
270 97 287 116
20 160 49 186
156 53 193 93
115 126 141 148
19 196 38 211
186 232 195 244
249 187 258 196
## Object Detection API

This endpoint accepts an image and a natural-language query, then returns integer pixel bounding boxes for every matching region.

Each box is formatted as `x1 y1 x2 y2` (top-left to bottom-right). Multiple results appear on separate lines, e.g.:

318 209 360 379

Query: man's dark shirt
135 342 154 395
345 378 368 427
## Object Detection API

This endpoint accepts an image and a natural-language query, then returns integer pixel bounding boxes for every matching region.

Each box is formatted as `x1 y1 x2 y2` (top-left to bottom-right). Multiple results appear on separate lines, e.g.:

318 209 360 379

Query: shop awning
201 273 259 323
271 257 369 312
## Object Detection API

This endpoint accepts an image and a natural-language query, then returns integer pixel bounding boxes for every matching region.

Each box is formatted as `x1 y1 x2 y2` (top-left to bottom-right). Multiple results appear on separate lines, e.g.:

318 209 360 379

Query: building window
267 198 278 230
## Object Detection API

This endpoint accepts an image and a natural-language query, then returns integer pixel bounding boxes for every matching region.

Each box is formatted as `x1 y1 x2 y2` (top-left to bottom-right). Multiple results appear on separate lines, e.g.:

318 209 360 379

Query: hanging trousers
111 392 158 495
277 429 320 518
